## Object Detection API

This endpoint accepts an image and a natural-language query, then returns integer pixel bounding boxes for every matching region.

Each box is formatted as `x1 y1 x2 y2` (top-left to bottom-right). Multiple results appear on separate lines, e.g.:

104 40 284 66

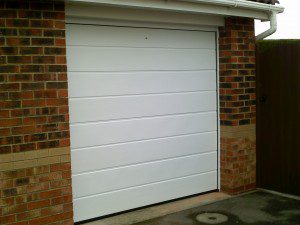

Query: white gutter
66 0 284 15
183 0 284 13
256 11 277 40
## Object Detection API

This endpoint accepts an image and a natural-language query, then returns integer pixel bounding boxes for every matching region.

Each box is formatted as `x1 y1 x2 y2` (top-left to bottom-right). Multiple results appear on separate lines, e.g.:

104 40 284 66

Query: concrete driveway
134 190 300 225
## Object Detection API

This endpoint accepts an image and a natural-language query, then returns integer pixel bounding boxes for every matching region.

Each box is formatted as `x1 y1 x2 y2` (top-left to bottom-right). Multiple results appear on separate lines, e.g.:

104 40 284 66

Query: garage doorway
66 21 219 222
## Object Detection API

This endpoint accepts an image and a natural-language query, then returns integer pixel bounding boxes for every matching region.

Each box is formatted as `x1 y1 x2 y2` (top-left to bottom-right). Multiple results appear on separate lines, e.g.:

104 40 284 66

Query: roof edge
184 0 284 13
65 0 284 20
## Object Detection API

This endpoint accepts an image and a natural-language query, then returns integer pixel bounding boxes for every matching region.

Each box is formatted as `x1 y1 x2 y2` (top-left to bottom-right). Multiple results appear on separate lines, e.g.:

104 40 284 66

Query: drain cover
196 213 228 224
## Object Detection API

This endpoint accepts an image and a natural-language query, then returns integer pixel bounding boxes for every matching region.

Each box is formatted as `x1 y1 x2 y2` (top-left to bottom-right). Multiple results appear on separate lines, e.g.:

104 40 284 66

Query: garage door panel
70 112 217 149
67 47 216 71
66 24 216 49
71 132 217 174
68 71 217 98
67 23 218 222
69 92 216 123
73 171 217 222
73 152 217 198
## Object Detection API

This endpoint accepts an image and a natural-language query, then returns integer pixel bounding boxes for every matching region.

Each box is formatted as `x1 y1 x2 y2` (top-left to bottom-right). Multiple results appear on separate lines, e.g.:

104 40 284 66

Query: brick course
219 17 256 194
0 1 73 224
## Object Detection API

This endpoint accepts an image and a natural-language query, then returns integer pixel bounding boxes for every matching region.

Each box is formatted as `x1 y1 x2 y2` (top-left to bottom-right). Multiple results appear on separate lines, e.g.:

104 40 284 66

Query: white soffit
65 0 284 21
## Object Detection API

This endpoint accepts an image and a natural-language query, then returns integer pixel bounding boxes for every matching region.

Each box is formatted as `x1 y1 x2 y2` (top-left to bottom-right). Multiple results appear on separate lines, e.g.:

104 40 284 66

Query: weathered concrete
134 190 300 225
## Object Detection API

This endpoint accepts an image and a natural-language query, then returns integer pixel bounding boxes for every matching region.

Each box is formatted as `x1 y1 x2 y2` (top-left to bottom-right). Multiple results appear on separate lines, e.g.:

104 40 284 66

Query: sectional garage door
66 23 218 222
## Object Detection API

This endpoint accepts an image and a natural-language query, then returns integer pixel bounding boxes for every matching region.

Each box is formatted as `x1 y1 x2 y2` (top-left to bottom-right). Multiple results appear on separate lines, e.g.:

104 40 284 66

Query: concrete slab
82 192 230 225
134 190 300 225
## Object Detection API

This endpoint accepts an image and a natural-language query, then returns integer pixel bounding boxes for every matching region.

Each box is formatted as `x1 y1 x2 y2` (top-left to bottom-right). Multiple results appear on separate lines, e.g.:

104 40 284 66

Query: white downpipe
190 0 280 40
256 11 277 40
187 0 281 40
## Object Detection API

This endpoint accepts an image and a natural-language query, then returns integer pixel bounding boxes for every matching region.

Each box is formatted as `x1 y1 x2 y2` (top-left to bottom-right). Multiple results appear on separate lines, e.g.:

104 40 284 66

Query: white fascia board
66 3 224 27
65 0 284 20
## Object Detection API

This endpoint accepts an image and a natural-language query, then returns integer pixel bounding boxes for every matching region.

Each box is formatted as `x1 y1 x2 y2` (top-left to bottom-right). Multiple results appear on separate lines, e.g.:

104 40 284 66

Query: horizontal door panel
69 92 217 123
70 112 217 149
66 24 216 49
68 71 216 98
73 152 217 198
73 171 217 222
71 132 217 174
67 47 216 72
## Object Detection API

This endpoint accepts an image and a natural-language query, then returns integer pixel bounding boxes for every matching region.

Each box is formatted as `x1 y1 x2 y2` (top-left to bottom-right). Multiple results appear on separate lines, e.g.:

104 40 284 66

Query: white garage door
66 23 218 222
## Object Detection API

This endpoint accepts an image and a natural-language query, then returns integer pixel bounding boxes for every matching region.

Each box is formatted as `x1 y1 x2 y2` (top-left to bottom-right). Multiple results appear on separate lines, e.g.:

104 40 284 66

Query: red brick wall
219 17 256 194
0 1 73 224
0 2 257 223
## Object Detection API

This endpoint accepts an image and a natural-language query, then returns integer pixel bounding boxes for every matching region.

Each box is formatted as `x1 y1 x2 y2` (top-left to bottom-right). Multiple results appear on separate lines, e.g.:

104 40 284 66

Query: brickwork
0 1 73 224
0 2 258 222
219 17 256 194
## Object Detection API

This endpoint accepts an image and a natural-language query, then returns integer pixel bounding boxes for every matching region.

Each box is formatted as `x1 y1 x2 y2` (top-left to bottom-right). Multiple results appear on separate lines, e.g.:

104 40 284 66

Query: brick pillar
0 1 73 224
219 17 256 194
